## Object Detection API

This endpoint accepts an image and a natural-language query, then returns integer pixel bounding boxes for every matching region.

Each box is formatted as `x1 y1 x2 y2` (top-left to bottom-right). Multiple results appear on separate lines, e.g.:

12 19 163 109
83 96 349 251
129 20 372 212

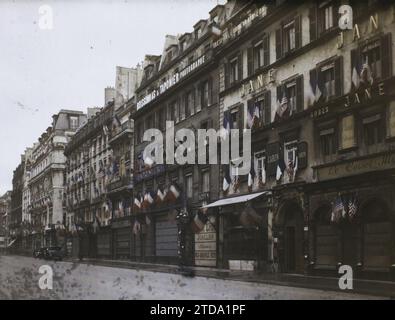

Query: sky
0 0 225 194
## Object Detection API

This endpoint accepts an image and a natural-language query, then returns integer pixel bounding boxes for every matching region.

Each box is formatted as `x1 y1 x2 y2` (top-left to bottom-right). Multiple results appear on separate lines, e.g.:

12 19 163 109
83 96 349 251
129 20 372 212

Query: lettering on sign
195 220 217 267
137 55 206 110
317 152 395 180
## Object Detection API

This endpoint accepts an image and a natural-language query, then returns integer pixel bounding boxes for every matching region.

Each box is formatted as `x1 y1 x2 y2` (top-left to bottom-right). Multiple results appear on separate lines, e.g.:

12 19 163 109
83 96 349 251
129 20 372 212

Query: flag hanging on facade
248 161 256 192
276 157 286 181
165 184 180 203
360 56 374 85
348 193 358 221
352 56 362 90
220 110 233 140
190 211 208 234
275 95 288 122
331 196 345 223
306 75 316 107
222 164 231 193
156 187 166 204
147 191 155 205
133 197 141 212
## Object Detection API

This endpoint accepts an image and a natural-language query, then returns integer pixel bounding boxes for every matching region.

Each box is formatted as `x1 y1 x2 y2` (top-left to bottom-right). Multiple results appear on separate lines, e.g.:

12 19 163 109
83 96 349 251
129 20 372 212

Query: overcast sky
0 0 224 194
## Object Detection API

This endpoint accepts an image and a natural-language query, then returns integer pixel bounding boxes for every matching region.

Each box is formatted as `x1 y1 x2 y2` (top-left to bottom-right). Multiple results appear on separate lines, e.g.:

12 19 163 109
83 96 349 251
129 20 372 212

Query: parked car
33 247 47 259
45 246 65 261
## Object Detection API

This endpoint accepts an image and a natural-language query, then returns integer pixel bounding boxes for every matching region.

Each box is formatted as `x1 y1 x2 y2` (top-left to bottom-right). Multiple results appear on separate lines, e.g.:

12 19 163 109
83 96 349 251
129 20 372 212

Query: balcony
108 120 134 145
107 176 133 194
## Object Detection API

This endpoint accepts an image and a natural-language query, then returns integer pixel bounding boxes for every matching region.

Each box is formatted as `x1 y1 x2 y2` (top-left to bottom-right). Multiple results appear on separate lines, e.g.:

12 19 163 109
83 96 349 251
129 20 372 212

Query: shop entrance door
285 226 296 272
282 205 304 273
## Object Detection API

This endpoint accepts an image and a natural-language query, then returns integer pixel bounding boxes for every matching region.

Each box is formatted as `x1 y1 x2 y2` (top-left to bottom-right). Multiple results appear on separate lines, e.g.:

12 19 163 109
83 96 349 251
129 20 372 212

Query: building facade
132 5 226 266
28 109 86 250
199 0 395 280
64 106 113 258
0 191 12 250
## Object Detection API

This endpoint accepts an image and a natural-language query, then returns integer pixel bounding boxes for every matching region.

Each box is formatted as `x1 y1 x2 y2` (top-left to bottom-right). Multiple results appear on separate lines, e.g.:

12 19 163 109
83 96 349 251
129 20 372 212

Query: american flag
348 194 358 221
331 196 345 223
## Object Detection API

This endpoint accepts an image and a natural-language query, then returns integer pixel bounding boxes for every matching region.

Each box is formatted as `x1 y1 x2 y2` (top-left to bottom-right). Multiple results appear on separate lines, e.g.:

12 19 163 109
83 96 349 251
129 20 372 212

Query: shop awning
202 191 271 209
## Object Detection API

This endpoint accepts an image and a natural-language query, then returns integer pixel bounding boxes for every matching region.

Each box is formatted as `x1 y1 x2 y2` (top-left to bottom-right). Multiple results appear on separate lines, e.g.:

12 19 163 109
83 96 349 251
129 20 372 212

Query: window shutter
263 33 270 67
266 142 280 177
238 53 243 82
247 47 253 76
238 103 244 129
309 6 317 42
297 141 308 170
334 56 343 97
264 90 271 125
275 28 282 60
381 33 392 80
294 15 302 49
296 75 304 112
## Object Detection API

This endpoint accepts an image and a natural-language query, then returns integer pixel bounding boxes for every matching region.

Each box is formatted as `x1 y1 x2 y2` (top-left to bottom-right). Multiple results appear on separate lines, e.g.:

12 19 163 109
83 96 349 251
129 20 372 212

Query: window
188 90 195 116
283 20 296 54
363 114 383 146
284 141 298 168
230 109 239 129
254 151 266 184
286 81 297 116
195 28 202 39
253 41 264 70
180 41 186 52
69 116 79 130
319 2 334 32
201 80 209 108
186 174 193 199
321 63 335 100
230 57 239 85
169 100 178 123
319 128 336 156
361 40 382 80
158 108 166 131
202 170 210 193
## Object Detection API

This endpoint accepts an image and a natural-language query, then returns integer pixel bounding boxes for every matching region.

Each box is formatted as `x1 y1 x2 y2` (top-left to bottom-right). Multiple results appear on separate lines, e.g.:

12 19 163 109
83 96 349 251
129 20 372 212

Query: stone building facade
28 109 86 250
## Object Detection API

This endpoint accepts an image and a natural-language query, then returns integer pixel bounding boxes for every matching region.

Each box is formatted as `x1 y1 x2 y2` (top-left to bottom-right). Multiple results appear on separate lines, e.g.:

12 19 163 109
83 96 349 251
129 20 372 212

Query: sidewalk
65 257 395 298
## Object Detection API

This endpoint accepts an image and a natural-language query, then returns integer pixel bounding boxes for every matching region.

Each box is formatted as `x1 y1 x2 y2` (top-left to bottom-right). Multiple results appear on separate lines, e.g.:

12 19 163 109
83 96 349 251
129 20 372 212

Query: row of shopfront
59 163 395 281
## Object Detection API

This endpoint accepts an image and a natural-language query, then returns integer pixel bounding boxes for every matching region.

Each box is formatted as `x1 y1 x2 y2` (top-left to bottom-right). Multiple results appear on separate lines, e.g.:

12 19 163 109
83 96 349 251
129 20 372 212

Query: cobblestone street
0 255 387 300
